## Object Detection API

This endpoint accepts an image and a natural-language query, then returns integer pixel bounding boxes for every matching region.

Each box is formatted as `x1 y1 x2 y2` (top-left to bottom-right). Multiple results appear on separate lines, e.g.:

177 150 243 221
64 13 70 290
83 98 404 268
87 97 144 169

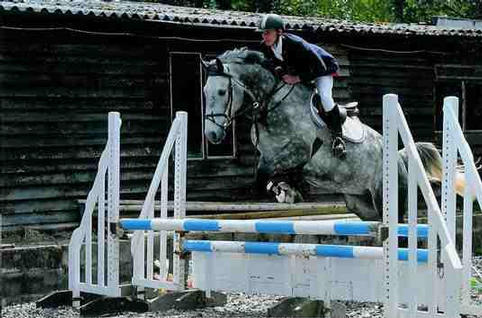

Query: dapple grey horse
202 48 461 221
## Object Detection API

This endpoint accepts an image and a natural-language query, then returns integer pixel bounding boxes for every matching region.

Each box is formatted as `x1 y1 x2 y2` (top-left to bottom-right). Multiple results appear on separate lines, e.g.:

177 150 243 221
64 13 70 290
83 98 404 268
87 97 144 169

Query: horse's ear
200 58 210 69
215 58 224 73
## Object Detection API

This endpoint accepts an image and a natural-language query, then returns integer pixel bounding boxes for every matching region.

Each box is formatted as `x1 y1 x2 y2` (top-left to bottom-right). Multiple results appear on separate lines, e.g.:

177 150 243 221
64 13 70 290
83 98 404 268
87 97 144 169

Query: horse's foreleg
257 152 307 203
344 193 380 221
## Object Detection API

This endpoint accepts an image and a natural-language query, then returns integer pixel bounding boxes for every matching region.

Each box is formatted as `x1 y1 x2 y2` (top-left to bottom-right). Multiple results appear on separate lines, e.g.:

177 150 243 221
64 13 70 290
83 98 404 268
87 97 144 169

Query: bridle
203 59 295 184
204 61 293 132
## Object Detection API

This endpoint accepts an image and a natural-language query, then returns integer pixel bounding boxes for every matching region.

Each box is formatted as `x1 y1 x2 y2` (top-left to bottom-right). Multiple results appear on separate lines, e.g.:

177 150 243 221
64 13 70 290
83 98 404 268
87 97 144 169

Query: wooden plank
0 45 165 61
0 175 256 201
349 63 433 71
1 164 254 187
348 55 432 64
0 157 251 176
1 222 79 232
0 143 168 160
0 75 166 92
0 211 78 226
92 200 345 212
0 96 157 111
351 86 433 97
0 199 78 214
79 200 349 223
0 123 164 136
349 77 432 88
0 58 164 73
0 136 163 149
0 112 165 123
0 89 151 99
118 207 350 221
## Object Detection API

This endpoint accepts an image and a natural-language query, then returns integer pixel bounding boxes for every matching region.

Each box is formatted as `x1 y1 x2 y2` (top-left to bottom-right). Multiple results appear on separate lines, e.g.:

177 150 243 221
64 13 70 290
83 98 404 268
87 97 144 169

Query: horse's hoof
275 190 286 203
266 181 274 191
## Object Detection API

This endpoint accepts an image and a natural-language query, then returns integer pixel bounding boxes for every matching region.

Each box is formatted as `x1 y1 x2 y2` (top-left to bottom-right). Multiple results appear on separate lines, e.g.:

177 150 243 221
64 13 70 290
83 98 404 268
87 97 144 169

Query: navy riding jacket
259 33 339 83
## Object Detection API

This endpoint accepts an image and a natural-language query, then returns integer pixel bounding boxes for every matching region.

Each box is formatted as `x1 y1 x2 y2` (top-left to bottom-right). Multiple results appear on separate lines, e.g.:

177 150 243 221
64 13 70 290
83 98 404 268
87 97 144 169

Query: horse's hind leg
343 193 380 221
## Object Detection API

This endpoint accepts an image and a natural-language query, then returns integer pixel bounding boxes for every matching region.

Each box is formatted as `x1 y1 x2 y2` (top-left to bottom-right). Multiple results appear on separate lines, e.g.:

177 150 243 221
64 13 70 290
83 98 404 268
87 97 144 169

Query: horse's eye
218 89 226 96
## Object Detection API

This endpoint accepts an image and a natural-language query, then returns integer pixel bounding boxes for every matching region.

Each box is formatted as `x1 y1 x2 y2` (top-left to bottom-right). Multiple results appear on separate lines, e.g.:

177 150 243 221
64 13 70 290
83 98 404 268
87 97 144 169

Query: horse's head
202 48 274 144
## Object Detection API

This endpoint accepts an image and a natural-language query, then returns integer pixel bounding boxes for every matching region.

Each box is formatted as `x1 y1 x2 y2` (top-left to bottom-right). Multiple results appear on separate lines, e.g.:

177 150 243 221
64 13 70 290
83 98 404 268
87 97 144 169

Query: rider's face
262 29 280 47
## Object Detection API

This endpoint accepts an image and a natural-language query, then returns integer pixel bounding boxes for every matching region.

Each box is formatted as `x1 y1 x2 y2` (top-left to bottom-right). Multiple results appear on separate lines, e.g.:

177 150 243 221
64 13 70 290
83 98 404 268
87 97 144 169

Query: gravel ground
3 257 481 318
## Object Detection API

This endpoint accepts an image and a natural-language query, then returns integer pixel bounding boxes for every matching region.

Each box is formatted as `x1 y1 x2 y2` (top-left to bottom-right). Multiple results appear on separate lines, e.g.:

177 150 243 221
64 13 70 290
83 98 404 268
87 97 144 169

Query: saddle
310 93 365 143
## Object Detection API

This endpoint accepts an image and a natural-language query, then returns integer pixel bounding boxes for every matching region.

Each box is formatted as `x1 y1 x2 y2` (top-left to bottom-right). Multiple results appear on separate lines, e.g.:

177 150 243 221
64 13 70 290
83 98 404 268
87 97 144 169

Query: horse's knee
268 181 303 203
344 193 380 221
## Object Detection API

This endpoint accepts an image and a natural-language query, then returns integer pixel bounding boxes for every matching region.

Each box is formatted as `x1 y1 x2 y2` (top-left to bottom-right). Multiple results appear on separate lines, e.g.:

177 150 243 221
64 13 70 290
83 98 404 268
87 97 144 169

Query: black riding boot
325 104 346 159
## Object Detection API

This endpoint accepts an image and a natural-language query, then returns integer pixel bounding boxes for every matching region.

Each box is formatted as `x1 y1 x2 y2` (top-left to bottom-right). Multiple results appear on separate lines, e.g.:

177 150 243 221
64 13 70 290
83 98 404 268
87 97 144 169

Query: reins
204 63 294 131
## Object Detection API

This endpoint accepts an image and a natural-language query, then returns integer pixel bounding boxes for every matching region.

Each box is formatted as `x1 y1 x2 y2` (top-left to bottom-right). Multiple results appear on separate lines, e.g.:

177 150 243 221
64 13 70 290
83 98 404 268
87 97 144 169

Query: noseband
204 64 290 132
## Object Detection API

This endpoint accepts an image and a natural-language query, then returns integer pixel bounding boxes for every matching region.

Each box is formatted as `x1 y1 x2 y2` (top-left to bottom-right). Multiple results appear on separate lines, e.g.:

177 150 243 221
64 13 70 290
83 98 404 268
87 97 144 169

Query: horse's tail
398 142 465 196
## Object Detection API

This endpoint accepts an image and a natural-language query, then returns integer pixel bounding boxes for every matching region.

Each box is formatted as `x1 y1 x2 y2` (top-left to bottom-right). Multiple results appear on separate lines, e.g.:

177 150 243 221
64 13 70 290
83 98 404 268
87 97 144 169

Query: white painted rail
383 94 462 318
67 97 480 317
68 112 121 305
119 218 429 239
442 96 482 316
130 111 188 293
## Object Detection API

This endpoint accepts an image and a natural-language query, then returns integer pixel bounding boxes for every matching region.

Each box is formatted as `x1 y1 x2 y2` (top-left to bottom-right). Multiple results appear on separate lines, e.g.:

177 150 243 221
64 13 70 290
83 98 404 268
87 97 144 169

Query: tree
147 0 482 23
394 0 405 22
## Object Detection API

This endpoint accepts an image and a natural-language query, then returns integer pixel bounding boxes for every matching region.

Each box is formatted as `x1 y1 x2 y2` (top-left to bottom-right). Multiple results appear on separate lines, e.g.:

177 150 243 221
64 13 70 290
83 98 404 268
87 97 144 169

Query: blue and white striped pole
119 218 428 238
183 240 428 263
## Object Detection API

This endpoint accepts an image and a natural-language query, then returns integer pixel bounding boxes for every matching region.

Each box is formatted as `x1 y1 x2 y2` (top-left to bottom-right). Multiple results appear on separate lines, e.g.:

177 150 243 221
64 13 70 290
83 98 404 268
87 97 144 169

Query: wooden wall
0 15 259 231
348 49 435 140
1 10 481 231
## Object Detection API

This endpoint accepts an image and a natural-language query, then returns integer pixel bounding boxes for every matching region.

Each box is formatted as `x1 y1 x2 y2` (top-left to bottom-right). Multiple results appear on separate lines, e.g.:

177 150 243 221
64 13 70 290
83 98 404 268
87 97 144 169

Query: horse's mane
216 47 311 94
217 47 266 66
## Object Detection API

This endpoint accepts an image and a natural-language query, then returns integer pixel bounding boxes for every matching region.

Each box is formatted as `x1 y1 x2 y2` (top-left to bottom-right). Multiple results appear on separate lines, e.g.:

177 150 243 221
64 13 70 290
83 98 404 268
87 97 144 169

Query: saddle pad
310 105 366 144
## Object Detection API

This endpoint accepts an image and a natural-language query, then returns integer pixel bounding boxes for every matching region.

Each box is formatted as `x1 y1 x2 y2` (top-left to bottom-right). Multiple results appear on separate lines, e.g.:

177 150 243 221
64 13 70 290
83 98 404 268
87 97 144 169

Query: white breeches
314 75 335 112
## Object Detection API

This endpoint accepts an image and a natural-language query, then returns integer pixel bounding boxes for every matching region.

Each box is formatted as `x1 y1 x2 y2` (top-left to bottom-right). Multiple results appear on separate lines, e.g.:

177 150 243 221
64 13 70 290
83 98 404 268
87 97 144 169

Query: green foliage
403 0 481 23
274 0 393 23
151 0 482 23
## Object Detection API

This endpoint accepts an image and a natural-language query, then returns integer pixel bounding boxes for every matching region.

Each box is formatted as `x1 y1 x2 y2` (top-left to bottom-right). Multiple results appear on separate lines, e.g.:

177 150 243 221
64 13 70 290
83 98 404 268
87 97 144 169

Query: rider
258 13 346 158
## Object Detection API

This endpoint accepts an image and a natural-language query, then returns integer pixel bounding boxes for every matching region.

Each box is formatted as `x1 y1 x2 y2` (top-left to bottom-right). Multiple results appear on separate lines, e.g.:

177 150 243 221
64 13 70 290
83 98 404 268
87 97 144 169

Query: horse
201 48 465 221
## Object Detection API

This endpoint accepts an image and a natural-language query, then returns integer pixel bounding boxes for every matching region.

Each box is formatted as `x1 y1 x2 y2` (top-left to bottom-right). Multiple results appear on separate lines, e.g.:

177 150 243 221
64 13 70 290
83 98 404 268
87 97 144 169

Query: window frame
434 64 482 133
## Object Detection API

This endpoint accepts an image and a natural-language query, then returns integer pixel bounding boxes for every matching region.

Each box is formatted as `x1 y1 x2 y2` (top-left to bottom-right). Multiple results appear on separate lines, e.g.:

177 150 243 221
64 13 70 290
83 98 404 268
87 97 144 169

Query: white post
407 156 418 316
159 167 168 281
383 94 399 318
441 97 460 317
173 111 188 290
68 112 121 305
107 112 121 292
129 111 187 293
98 161 106 287
442 96 459 243
443 97 474 311
462 166 473 308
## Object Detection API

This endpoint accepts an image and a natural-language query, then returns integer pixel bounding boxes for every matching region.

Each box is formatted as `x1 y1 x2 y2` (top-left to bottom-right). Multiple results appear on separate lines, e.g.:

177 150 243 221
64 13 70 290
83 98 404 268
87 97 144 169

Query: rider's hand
282 74 300 85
